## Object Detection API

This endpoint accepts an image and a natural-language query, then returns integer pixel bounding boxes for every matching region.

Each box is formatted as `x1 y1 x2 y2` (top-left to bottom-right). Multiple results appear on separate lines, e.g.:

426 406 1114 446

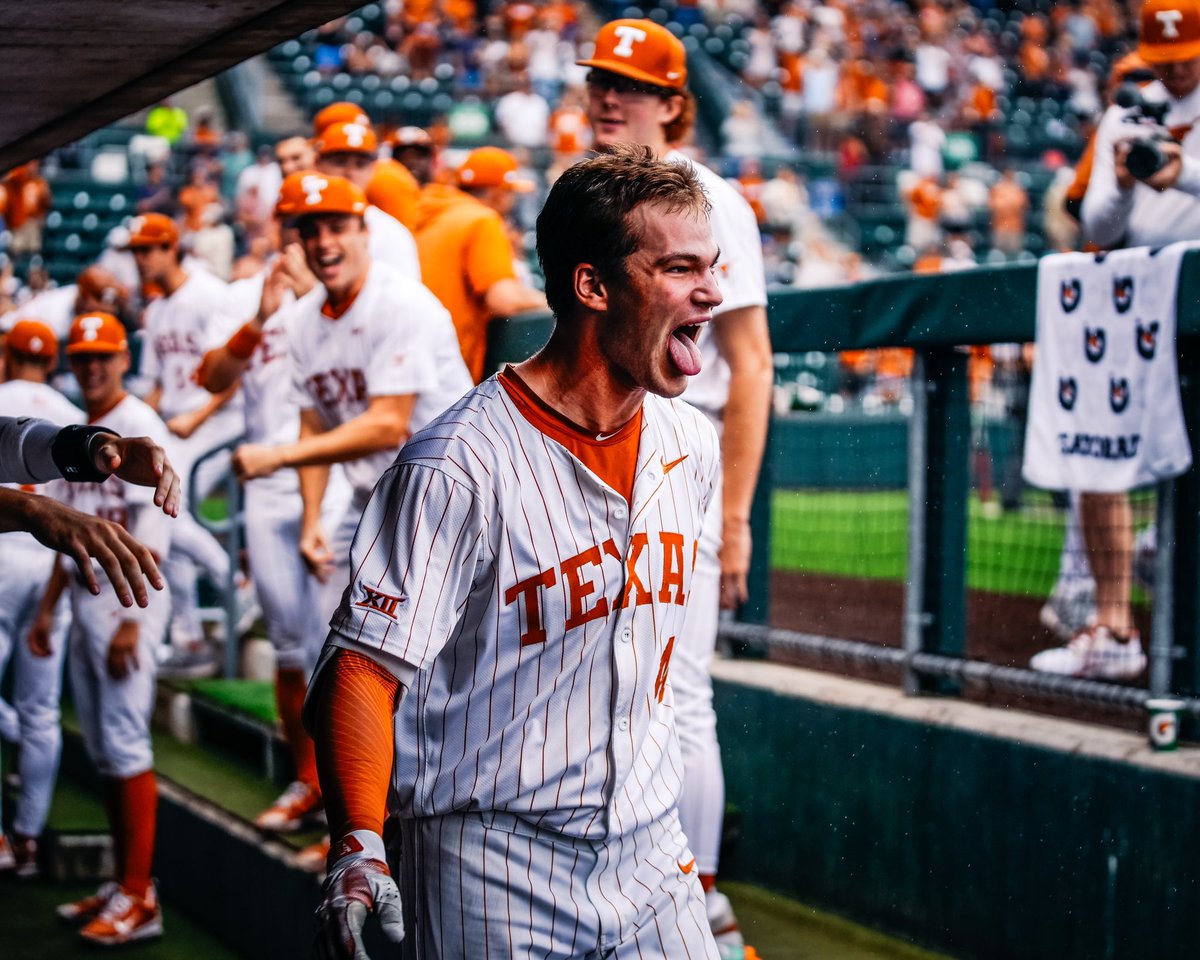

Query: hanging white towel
1022 242 1195 492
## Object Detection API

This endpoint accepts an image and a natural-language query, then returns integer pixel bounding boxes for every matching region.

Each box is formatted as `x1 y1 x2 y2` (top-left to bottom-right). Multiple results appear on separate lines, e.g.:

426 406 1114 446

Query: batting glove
314 830 405 959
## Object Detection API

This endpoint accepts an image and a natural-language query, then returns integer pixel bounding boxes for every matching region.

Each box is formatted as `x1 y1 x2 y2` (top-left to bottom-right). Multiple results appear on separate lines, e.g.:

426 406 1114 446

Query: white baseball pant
0 542 71 837
671 471 726 877
395 809 718 959
67 584 169 779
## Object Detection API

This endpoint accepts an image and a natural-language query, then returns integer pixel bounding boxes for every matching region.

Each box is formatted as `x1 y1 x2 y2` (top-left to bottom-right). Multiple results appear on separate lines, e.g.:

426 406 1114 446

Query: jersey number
653 636 676 704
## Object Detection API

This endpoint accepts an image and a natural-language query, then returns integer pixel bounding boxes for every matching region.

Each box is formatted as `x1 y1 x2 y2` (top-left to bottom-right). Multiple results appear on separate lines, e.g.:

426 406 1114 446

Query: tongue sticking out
668 330 703 376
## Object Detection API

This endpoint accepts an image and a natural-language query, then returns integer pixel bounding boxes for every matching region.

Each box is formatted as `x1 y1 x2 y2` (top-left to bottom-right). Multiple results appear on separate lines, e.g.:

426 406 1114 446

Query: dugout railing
484 252 1200 720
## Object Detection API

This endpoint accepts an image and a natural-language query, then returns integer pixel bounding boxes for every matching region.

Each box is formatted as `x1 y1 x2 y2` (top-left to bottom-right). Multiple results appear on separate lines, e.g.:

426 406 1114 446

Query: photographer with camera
1082 0 1200 247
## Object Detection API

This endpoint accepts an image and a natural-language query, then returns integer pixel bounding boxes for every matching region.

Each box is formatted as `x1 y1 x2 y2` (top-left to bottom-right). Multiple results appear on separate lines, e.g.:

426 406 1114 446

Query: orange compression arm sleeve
310 648 401 839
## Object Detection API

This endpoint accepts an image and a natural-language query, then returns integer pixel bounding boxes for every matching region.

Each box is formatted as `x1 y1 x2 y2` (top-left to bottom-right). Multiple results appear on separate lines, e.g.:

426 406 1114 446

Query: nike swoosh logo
661 454 689 475
678 858 696 874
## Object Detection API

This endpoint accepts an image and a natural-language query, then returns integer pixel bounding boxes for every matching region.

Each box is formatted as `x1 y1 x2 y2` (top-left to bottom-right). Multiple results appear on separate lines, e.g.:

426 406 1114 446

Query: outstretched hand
21 493 163 607
93 435 181 517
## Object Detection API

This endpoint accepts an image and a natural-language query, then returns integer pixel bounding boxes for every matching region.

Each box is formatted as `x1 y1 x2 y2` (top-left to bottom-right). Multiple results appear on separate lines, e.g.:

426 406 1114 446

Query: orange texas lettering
504 531 696 646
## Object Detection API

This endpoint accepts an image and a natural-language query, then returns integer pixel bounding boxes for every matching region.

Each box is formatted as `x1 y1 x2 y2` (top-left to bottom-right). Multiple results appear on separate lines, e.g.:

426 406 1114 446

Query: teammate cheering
196 172 351 864
34 313 173 946
308 145 724 959
229 173 469 864
580 18 774 954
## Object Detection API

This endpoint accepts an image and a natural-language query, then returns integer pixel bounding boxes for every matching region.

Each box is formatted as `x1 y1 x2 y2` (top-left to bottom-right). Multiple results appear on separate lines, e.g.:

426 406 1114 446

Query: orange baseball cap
313 101 372 135
6 319 58 361
67 312 128 354
577 18 688 90
125 213 179 248
315 121 378 156
1140 0 1200 62
282 173 368 217
457 147 534 192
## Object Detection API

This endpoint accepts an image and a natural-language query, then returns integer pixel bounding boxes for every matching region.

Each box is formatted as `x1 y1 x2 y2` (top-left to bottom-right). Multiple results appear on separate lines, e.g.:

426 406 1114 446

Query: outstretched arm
0 488 163 607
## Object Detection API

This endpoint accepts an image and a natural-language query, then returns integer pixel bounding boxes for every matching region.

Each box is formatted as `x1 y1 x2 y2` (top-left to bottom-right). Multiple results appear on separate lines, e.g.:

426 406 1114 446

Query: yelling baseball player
229 173 470 863
130 212 240 676
307 145 723 960
195 172 352 857
33 312 172 946
580 21 774 954
0 322 83 877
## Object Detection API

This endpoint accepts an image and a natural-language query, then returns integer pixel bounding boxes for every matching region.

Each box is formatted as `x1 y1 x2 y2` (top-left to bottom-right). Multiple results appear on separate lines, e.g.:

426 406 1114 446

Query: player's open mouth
668 321 704 376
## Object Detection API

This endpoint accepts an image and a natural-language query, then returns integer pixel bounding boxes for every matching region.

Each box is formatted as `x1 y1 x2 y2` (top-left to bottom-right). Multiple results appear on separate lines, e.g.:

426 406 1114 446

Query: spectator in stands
801 46 840 152
903 172 943 253
390 127 438 187
494 69 552 149
908 108 946 178
192 204 235 281
1 162 52 259
218 130 254 204
1032 0 1200 680
188 106 221 157
413 146 547 382
989 168 1030 255
235 145 282 243
135 162 175 218
760 163 809 237
178 164 221 235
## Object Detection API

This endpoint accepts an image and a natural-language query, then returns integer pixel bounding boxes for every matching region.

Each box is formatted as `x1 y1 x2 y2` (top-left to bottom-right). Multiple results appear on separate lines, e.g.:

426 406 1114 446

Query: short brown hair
536 144 710 319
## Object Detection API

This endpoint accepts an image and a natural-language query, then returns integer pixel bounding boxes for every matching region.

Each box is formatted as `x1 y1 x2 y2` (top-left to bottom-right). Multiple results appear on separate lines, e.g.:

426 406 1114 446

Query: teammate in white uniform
197 173 352 858
230 174 470 866
307 146 722 960
34 312 172 946
580 20 773 955
131 213 238 673
0 322 82 877
313 122 423 281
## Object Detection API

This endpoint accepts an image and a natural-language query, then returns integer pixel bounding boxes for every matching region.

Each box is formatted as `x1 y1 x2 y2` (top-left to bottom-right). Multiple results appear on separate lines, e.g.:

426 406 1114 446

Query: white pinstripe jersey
61 394 173 584
288 261 471 497
227 271 302 450
325 377 720 839
140 270 241 419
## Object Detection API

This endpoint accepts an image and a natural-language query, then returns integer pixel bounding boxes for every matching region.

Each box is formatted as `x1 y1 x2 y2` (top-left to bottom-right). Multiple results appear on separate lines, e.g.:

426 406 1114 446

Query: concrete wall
714 661 1200 960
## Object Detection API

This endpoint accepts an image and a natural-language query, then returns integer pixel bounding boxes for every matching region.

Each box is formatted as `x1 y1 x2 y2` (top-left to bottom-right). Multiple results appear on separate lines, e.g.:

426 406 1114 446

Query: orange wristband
227 322 263 360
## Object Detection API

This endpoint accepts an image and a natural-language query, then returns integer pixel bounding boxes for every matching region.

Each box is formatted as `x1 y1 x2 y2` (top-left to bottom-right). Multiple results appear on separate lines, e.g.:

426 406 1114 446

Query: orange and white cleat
56 880 120 924
255 780 325 833
296 835 331 873
78 882 164 946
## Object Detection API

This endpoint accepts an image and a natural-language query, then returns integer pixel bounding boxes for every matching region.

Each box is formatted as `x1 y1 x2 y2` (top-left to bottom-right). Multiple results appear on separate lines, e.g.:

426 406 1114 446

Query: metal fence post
1172 341 1200 696
907 347 970 694
903 353 928 695
741 417 773 629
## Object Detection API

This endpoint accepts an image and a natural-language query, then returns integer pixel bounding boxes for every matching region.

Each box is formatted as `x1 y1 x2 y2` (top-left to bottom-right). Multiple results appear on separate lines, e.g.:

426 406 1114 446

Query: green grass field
770 489 1154 600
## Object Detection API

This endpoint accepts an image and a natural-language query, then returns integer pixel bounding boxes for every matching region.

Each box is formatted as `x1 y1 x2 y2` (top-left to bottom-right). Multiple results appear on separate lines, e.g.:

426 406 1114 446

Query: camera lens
1127 139 1166 180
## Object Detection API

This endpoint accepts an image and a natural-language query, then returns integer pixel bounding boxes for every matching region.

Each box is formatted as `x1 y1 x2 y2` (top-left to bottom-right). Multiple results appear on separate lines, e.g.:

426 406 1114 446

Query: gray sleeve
0 417 63 483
